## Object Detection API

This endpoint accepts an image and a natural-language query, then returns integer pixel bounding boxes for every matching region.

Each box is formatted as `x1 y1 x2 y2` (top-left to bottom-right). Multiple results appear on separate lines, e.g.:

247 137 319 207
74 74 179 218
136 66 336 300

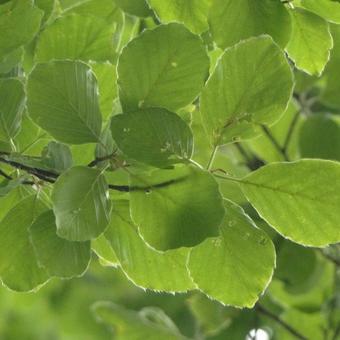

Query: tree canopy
0 0 340 339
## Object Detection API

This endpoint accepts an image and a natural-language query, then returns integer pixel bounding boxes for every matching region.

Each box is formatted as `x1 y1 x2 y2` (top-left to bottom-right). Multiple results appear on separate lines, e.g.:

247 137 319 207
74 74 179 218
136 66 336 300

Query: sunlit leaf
35 14 116 63
188 200 275 307
240 160 340 247
200 36 294 145
147 0 210 34
286 8 333 76
209 0 291 49
301 0 340 24
92 234 119 267
118 23 209 112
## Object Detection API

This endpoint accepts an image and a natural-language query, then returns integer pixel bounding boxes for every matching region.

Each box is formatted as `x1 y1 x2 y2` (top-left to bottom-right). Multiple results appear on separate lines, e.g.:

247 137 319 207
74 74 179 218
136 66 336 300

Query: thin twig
319 249 340 267
283 110 300 152
261 125 289 161
257 305 307 340
207 146 218 170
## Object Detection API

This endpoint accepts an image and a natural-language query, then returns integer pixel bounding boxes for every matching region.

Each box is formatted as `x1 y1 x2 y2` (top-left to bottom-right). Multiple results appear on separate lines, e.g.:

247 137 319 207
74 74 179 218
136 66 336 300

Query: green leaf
299 114 340 161
63 0 121 22
95 125 115 168
118 23 209 112
240 160 340 247
29 210 91 278
0 0 43 59
71 143 97 165
105 200 194 292
301 0 340 24
52 166 111 241
187 200 275 308
92 234 119 267
0 186 35 221
91 62 118 121
114 0 152 17
209 0 291 50
35 14 116 63
269 255 334 310
92 302 185 339
27 60 102 144
1 152 60 175
111 108 193 168
321 24 340 108
35 0 57 26
41 141 73 172
0 176 29 198
0 78 25 141
200 36 294 146
12 114 45 153
0 195 49 292
275 240 317 291
0 47 23 74
286 8 333 76
130 165 225 250
147 0 210 34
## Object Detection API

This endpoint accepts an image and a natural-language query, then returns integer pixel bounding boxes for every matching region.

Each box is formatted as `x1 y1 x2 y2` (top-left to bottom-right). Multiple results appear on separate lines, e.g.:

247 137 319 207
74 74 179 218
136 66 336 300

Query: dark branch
0 157 57 183
0 151 10 156
0 168 12 181
235 143 265 171
109 176 188 193
108 184 130 192
87 152 117 167
0 166 35 186
0 153 185 193
257 304 307 340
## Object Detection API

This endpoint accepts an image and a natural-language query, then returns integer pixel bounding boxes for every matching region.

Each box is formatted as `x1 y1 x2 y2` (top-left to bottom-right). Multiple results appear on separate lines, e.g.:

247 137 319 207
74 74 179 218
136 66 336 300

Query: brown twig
257 304 307 340
261 125 289 161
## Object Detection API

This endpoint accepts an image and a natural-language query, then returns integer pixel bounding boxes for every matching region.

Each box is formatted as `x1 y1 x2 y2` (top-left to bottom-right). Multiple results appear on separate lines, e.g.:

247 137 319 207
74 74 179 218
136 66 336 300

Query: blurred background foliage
0 248 339 339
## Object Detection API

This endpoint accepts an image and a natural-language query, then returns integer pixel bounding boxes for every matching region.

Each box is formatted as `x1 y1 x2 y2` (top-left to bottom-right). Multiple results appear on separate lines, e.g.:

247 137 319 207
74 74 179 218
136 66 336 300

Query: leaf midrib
241 178 338 208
